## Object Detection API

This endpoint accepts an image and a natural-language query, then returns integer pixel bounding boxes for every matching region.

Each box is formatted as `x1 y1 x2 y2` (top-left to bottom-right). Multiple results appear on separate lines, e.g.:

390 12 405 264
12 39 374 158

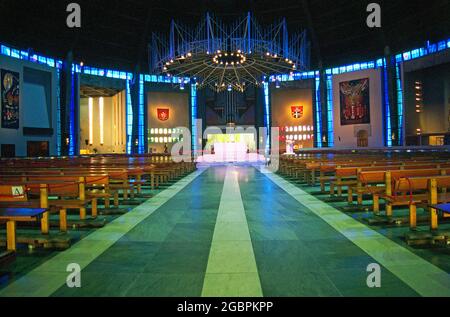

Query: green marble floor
1 164 449 297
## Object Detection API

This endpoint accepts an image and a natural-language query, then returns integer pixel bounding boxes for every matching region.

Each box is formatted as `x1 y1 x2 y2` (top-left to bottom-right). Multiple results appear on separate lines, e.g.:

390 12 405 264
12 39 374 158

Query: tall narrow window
314 74 322 147
126 78 133 154
326 75 334 147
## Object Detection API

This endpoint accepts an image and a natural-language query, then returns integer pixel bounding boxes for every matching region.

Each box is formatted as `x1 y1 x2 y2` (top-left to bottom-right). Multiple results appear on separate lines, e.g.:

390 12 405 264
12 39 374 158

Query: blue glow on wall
138 75 145 154
56 69 62 155
269 71 316 82
395 62 404 145
314 74 322 148
82 66 128 80
126 78 133 154
326 75 334 147
191 81 198 155
69 69 76 156
1 44 63 69
143 74 190 84
383 59 392 147
263 80 270 152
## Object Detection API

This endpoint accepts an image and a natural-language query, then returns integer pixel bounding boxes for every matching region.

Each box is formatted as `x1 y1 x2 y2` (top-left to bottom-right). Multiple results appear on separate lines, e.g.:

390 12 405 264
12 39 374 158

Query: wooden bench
347 166 449 205
326 162 449 195
0 208 46 251
429 203 450 231
381 175 450 229
60 173 119 209
24 176 94 223
0 184 51 233
363 169 450 214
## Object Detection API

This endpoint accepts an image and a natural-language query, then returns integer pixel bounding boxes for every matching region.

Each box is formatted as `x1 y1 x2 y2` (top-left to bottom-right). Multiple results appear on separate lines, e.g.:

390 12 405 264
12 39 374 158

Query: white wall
332 68 384 148
0 55 58 156
147 91 189 153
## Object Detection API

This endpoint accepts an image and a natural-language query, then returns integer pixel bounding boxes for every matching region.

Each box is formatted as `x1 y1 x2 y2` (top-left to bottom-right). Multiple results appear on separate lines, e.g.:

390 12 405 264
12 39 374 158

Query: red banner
291 106 303 119
157 108 169 121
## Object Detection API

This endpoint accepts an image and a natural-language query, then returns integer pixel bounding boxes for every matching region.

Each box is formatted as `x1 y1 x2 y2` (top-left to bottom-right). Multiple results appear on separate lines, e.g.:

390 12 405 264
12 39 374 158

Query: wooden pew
378 175 450 230
0 183 51 233
0 185 47 250
56 172 119 208
25 176 93 222
0 208 46 251
346 164 450 204
325 162 450 195
360 168 450 213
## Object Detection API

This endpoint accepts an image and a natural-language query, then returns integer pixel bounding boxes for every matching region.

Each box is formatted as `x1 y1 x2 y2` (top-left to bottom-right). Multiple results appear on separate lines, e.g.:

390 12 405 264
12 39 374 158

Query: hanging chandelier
150 13 310 92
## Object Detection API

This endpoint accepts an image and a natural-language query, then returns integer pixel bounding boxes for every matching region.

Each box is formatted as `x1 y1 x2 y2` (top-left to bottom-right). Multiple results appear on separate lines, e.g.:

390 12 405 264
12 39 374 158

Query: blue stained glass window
428 43 437 53
138 75 145 154
403 52 411 61
11 49 20 58
126 79 133 154
56 69 62 155
69 70 76 156
20 51 29 60
263 81 270 154
326 75 333 147
191 83 198 156
395 63 404 145
1 45 11 56
315 75 322 148
383 60 392 147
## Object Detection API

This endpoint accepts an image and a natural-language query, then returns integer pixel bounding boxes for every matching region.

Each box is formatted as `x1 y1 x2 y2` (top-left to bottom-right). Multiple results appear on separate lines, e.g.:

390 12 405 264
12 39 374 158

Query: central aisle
4 164 448 297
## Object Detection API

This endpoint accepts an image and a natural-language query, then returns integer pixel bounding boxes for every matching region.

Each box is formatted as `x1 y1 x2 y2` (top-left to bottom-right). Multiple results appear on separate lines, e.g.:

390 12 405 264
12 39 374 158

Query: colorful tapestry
1 69 20 129
339 78 370 126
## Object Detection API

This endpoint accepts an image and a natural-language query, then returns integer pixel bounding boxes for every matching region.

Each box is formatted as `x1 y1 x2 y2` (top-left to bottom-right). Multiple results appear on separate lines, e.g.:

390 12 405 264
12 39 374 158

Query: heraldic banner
339 78 370 126
291 106 303 119
1 69 20 129
157 108 169 121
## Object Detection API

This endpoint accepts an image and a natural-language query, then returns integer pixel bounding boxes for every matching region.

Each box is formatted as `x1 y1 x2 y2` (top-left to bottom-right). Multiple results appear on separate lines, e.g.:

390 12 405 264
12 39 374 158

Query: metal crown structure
149 13 310 92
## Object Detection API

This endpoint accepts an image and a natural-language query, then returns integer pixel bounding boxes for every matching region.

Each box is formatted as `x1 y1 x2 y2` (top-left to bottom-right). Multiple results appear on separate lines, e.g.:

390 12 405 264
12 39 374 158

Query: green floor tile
125 273 204 297
202 273 263 297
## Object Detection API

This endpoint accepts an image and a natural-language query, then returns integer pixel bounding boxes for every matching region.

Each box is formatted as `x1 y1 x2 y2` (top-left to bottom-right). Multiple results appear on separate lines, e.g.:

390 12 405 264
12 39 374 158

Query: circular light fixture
212 51 246 66
152 14 308 92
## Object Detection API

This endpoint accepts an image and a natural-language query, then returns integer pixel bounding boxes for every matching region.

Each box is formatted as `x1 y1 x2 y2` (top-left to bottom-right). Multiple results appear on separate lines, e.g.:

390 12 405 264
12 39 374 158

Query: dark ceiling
0 0 449 72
